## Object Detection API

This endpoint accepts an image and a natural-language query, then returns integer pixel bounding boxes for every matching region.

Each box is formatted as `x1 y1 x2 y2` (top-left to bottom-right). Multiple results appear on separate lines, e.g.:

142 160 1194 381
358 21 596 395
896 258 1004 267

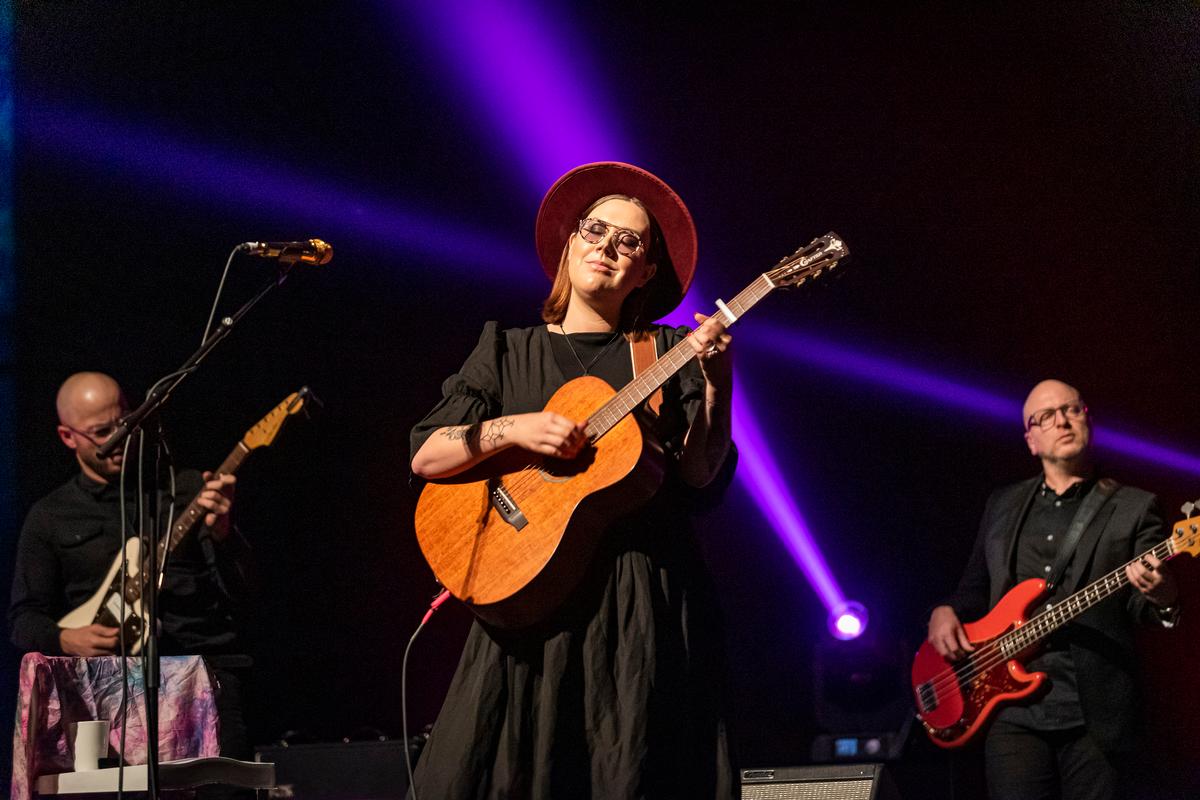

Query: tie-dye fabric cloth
10 653 220 800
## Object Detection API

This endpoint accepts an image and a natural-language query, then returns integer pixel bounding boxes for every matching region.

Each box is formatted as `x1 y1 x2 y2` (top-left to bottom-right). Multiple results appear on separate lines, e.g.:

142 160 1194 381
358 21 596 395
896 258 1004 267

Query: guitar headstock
241 388 311 450
764 231 849 289
1171 500 1200 558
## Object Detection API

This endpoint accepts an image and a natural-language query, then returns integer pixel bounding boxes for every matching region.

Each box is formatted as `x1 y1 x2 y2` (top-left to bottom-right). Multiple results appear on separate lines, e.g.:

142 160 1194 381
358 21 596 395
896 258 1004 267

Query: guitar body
911 578 1048 748
415 375 665 629
58 538 148 654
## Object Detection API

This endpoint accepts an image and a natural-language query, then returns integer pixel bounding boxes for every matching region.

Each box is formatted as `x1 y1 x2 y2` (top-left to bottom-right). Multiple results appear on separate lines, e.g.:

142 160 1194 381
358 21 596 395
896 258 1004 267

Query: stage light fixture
828 601 869 641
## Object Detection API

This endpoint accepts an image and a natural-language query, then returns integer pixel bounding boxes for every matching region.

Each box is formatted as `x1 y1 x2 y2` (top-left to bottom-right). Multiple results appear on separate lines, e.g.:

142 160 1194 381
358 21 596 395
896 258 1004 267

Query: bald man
9 372 242 657
926 379 1178 800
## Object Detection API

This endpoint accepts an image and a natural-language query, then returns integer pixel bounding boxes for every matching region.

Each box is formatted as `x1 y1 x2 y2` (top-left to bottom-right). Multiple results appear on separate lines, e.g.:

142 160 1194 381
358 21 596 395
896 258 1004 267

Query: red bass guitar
911 508 1199 748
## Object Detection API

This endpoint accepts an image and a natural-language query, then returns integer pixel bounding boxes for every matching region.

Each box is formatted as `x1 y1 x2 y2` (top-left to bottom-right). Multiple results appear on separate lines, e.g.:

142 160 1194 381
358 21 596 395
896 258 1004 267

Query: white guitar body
58 537 149 654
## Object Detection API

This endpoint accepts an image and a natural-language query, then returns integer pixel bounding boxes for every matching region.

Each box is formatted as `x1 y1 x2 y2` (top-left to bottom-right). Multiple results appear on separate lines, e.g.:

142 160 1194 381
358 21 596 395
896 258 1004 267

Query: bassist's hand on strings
1125 552 1178 609
59 623 120 657
198 472 236 539
928 605 976 662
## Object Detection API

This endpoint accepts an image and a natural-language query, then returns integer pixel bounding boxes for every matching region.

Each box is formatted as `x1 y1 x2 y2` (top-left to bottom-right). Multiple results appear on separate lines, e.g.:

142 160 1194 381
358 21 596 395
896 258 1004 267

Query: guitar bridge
488 478 528 531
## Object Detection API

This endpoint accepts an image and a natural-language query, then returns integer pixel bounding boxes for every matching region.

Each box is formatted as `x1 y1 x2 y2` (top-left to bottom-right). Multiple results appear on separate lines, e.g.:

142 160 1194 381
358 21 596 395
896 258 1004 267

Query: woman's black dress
409 322 737 800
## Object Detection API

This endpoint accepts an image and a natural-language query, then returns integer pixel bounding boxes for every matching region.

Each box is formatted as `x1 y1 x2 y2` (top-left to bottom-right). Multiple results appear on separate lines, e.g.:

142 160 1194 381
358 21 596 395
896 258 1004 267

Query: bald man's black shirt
8 471 249 655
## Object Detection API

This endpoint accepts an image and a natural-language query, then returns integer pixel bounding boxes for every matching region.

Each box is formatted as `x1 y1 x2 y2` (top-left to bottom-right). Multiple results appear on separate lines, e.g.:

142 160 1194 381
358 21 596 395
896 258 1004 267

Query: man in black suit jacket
927 379 1179 800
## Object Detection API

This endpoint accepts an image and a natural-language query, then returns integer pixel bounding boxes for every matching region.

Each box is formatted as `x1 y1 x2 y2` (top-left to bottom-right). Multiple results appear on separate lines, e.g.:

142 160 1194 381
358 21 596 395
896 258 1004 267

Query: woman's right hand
510 412 587 459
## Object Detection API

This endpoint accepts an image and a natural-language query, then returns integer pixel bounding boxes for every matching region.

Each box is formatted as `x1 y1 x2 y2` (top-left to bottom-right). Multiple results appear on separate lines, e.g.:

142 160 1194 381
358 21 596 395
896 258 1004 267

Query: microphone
240 239 333 265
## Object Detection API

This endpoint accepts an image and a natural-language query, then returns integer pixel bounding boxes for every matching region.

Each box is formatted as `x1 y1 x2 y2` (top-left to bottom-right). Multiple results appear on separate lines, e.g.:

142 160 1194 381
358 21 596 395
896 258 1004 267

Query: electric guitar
911 504 1200 748
58 388 311 654
415 232 849 629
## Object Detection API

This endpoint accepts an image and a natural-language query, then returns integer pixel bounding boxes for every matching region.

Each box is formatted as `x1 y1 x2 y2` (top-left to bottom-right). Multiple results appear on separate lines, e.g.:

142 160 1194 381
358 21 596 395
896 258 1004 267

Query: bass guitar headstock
1171 500 1200 558
764 231 849 289
242 387 314 450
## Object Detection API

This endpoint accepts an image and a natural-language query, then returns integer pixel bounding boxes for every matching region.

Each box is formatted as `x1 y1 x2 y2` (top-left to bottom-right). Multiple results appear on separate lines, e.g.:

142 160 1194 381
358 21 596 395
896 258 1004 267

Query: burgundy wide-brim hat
535 161 697 321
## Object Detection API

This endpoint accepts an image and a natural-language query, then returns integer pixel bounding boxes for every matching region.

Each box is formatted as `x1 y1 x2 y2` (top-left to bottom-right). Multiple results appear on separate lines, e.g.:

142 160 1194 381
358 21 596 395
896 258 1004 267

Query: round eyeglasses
577 218 644 257
1026 403 1088 431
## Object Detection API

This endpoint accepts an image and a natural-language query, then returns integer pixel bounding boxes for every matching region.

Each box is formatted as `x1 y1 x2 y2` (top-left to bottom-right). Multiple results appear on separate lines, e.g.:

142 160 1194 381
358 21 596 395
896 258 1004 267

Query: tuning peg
1183 500 1198 517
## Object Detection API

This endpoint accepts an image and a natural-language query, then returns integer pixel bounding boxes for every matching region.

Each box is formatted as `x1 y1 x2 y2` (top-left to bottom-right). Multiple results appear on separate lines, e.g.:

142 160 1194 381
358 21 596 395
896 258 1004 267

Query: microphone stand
98 260 299 799
98 261 298 460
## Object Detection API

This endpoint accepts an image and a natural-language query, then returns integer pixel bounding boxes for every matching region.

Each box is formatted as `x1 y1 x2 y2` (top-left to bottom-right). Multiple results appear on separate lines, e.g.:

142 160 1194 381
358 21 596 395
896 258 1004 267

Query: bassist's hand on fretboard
1124 551 1178 609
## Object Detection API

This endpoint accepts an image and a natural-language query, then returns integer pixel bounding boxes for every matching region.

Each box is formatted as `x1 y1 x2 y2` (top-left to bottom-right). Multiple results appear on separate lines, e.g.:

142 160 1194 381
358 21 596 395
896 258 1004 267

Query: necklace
558 324 625 376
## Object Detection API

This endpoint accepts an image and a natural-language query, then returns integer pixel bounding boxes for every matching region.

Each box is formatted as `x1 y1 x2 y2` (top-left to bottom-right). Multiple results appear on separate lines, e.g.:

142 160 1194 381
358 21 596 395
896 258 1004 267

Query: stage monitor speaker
255 740 410 799
741 763 901 800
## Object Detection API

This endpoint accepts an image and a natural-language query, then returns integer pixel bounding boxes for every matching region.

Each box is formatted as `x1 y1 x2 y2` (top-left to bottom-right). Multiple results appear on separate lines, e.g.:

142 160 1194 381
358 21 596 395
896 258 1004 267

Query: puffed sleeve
409 321 505 466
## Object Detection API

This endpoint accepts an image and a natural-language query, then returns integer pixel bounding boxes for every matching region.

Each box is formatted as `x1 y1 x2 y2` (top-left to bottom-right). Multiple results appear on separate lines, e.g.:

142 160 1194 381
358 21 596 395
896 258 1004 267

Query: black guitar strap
1046 477 1119 592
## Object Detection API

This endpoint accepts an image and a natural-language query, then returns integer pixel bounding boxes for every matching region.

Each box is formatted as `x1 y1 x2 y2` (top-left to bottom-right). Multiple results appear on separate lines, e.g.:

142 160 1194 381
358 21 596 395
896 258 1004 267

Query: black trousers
984 720 1129 800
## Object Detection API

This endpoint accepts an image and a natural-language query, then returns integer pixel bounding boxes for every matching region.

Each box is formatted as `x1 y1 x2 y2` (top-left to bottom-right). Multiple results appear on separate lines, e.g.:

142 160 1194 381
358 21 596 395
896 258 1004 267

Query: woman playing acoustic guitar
409 162 737 799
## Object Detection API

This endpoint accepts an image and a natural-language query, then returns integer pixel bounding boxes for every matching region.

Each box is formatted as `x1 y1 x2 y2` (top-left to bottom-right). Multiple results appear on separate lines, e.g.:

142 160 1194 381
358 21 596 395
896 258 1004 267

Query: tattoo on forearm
481 417 514 448
441 422 483 455
440 426 471 442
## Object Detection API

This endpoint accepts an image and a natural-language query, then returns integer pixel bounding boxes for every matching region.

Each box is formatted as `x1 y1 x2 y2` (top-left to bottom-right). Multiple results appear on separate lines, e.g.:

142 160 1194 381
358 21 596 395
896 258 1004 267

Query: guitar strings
500 335 708 497
920 538 1179 703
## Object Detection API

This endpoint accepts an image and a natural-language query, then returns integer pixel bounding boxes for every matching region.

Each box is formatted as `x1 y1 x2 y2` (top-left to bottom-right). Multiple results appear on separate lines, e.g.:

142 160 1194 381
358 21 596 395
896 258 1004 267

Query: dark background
6 1 1199 796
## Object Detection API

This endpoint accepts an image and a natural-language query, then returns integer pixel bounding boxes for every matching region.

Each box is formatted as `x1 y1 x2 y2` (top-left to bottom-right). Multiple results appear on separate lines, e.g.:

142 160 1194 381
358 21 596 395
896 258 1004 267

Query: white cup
70 719 111 772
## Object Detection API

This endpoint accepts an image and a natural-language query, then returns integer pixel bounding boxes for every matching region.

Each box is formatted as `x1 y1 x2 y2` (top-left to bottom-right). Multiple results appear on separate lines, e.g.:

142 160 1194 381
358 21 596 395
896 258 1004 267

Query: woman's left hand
690 312 733 389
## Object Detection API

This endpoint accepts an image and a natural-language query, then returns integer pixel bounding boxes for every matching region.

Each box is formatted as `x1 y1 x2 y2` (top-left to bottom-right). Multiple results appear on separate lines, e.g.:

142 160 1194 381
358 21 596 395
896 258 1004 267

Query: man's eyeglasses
577 218 644 257
1026 403 1088 431
65 420 123 447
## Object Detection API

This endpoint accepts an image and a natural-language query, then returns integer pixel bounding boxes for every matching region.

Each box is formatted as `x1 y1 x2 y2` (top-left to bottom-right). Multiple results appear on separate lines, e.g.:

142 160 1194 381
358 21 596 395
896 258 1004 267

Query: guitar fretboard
584 275 776 439
156 443 250 564
996 535 1180 658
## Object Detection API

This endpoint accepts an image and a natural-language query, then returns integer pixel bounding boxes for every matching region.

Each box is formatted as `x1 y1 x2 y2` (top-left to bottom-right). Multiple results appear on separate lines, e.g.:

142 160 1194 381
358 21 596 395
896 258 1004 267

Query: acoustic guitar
58 389 311 653
415 233 849 629
911 505 1200 748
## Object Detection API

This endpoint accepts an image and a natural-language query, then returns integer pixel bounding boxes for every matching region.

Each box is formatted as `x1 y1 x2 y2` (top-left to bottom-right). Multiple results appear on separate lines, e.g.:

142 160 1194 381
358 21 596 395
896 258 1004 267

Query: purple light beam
23 94 532 275
751 323 1200 477
732 380 845 610
394 0 634 192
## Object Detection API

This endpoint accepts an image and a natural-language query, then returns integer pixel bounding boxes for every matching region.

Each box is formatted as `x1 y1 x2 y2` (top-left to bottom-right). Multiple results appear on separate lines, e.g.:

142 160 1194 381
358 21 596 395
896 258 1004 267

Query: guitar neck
998 536 1181 656
157 443 250 560
585 274 776 439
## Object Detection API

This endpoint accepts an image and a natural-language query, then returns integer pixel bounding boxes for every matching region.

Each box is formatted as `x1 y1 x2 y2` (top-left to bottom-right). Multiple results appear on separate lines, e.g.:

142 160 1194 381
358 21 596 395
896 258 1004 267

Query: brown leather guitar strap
630 335 663 416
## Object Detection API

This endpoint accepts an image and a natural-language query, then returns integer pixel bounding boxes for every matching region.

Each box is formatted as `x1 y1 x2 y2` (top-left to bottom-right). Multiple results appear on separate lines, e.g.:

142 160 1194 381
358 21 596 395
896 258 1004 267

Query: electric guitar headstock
1171 500 1200 559
764 231 849 289
241 387 314 450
